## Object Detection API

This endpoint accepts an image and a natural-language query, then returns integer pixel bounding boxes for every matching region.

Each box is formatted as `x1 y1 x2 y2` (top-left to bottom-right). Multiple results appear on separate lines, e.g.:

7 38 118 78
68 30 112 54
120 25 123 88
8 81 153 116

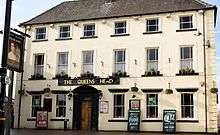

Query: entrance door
43 98 52 112
80 100 92 130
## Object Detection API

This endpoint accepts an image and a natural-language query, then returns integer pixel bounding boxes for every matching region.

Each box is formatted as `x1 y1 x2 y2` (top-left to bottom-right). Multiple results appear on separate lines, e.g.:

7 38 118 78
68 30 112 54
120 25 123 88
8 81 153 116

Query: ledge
32 39 48 42
27 118 36 121
108 119 128 122
50 118 69 121
143 31 162 35
176 29 197 32
176 88 198 92
141 89 163 93
80 36 98 39
110 34 130 37
176 120 199 123
52 77 71 80
176 73 199 76
142 120 162 122
28 78 46 80
51 90 69 94
141 74 163 77
55 38 72 41
108 89 129 93
26 91 44 95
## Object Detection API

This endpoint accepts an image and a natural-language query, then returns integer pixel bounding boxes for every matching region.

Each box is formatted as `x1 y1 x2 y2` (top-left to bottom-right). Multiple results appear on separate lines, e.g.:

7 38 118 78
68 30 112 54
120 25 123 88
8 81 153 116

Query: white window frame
114 21 127 35
35 27 47 40
57 52 69 75
31 95 41 117
180 92 194 119
34 54 44 76
146 93 159 119
83 24 95 37
59 25 71 39
180 46 193 70
56 94 66 117
179 15 193 30
113 94 125 118
82 50 94 74
146 18 159 32
114 49 126 73
146 48 159 72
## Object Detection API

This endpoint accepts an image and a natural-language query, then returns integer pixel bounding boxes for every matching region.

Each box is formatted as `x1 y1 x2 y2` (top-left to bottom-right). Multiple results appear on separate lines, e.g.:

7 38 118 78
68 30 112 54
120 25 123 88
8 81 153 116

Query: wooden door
80 100 92 130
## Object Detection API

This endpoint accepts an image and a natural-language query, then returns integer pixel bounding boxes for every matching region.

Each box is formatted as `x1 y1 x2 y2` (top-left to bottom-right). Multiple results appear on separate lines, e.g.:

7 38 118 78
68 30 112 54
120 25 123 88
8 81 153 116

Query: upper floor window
115 21 126 35
146 48 158 71
31 95 41 117
34 54 44 76
146 19 159 32
146 94 158 118
114 94 125 118
57 52 68 75
180 16 193 29
56 94 66 117
84 24 95 37
181 93 194 118
82 51 94 74
36 27 46 40
59 25 70 38
114 50 125 73
180 47 193 69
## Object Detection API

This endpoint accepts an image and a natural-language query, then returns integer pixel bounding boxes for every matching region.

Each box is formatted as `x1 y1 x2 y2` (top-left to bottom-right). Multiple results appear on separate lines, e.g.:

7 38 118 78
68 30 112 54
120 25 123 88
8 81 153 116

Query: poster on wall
7 31 24 72
100 101 108 113
129 100 140 110
163 110 176 133
36 111 48 128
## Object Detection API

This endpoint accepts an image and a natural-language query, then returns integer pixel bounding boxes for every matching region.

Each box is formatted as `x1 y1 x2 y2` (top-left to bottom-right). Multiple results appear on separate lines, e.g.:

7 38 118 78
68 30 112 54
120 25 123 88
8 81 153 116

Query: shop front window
31 95 41 117
113 94 124 118
56 94 66 117
181 93 194 118
146 94 158 118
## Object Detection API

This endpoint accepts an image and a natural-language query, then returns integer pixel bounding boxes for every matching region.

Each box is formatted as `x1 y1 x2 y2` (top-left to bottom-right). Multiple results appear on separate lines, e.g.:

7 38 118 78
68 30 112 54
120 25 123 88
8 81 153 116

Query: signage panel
163 110 176 133
58 78 120 86
127 110 140 132
36 111 48 128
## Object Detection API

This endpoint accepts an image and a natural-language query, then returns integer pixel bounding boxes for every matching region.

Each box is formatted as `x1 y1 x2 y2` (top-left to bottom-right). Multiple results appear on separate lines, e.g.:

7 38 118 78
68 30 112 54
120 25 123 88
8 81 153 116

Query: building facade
14 0 218 133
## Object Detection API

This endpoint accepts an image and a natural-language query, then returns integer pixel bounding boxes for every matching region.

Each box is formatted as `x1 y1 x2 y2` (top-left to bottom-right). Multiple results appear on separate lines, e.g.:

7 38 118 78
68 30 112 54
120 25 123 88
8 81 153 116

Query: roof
20 0 217 26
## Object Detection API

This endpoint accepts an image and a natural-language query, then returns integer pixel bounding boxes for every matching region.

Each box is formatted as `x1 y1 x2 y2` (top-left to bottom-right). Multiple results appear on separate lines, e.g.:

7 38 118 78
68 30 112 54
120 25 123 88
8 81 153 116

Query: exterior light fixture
165 83 173 94
131 83 139 92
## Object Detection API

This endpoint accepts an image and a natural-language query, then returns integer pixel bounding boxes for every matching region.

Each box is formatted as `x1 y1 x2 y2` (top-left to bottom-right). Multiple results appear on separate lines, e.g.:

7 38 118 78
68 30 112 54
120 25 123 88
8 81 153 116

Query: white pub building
14 0 218 133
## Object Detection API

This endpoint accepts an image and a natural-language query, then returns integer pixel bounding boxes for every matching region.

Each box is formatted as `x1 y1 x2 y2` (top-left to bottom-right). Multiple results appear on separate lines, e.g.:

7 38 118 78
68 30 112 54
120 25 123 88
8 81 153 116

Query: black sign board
127 110 140 132
58 78 120 86
163 110 176 133
7 31 25 72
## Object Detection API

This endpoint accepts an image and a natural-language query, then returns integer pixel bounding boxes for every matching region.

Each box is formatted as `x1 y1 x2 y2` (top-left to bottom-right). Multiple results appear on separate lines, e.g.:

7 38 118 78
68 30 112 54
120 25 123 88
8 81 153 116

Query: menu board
100 101 108 113
36 111 48 128
127 110 140 132
163 110 176 133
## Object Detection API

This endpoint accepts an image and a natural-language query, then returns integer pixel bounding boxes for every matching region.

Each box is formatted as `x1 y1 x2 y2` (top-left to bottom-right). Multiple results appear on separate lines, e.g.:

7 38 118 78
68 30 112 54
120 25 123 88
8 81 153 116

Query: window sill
176 73 199 76
28 77 46 80
143 31 162 35
52 76 71 80
50 118 69 121
176 120 199 123
176 29 197 32
80 36 98 39
141 74 163 77
32 39 48 42
27 118 36 121
110 33 130 37
55 38 72 41
108 119 128 122
142 119 162 122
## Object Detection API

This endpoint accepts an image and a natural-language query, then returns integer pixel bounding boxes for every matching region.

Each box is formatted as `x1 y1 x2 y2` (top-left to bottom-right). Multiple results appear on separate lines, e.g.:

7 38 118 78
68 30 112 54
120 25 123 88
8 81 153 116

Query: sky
0 0 219 94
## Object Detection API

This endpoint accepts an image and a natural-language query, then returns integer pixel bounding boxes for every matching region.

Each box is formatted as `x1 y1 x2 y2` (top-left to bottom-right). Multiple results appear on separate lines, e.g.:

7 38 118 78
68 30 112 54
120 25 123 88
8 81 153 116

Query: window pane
180 16 193 29
32 95 41 117
36 28 46 40
114 94 124 118
146 94 158 118
115 22 126 34
115 51 125 62
84 24 95 36
181 93 194 118
147 19 158 32
83 51 94 73
56 94 66 117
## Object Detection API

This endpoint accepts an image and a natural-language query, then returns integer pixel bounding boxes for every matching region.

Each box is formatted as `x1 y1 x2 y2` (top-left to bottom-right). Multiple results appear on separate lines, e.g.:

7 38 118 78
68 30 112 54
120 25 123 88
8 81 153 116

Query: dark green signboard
127 110 140 132
163 110 176 133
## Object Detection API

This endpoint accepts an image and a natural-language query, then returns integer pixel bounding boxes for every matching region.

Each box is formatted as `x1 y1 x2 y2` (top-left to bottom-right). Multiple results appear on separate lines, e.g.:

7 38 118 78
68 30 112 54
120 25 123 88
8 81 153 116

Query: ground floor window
113 94 124 118
146 94 158 118
56 94 66 117
31 95 41 117
181 93 194 118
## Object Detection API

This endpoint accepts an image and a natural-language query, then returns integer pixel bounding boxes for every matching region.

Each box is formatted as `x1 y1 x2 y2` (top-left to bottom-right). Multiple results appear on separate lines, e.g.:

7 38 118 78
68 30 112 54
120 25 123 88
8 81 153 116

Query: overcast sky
0 0 219 97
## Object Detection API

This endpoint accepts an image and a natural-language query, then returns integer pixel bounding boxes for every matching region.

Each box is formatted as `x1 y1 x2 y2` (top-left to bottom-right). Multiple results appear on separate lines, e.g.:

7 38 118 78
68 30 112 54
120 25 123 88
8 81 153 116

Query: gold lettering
100 79 106 84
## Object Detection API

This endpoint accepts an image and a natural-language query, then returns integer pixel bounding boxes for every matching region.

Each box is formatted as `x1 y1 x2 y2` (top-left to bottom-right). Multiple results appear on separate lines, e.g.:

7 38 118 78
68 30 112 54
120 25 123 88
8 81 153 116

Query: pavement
10 129 218 135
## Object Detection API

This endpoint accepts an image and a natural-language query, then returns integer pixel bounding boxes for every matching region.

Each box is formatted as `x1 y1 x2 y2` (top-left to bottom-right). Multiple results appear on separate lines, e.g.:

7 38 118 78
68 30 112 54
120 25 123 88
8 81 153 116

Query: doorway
72 85 99 130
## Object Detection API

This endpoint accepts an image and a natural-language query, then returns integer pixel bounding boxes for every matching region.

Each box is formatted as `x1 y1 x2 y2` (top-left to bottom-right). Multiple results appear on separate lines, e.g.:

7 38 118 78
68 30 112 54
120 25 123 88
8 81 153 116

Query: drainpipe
202 10 208 133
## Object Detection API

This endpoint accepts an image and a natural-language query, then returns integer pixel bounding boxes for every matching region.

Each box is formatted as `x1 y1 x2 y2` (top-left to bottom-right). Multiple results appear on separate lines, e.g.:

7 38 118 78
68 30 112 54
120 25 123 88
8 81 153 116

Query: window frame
114 49 126 73
180 46 193 70
59 25 71 39
114 21 127 35
179 15 193 30
83 24 96 37
146 48 159 72
146 93 159 119
31 95 41 117
82 50 94 74
146 18 159 32
113 94 125 118
180 93 194 119
34 53 44 76
56 94 66 117
35 27 47 40
57 52 69 75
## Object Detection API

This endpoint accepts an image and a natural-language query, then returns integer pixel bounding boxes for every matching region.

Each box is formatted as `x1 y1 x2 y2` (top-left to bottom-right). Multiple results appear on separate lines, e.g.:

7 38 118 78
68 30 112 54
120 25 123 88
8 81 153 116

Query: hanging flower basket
210 88 218 93
131 86 139 92
165 89 173 94
18 89 25 95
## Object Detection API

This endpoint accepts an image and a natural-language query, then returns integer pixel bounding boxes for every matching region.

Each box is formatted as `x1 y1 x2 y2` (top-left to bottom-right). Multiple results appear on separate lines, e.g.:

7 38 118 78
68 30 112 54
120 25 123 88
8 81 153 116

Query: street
10 129 218 135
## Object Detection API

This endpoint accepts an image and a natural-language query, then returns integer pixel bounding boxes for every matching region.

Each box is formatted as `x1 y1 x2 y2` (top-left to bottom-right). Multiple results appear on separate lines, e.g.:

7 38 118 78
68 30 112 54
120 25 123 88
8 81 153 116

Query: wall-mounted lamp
134 59 137 65
194 30 202 36
49 24 55 28
72 62 76 67
98 90 103 99
74 22 79 26
165 83 173 94
131 83 139 92
101 61 104 67
206 40 211 48
46 64 51 68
